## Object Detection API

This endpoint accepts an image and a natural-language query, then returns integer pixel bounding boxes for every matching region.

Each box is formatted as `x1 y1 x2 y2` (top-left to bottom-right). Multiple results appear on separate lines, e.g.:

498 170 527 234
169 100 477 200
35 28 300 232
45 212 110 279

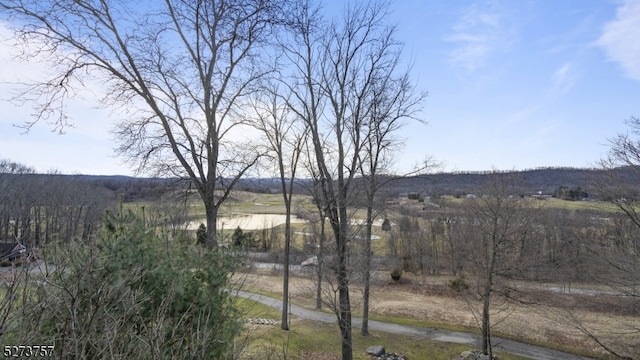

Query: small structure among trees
0 242 27 264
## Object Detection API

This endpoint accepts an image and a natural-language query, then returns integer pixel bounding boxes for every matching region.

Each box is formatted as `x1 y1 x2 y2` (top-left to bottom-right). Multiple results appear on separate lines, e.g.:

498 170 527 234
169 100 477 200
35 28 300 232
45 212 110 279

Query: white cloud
596 0 640 81
505 105 542 125
445 1 517 71
0 21 128 175
551 62 575 95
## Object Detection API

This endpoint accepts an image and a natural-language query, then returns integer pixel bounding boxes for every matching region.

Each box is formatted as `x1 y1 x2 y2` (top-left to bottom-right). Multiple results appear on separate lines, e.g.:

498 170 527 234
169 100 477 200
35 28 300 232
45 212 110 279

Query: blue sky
1 0 639 175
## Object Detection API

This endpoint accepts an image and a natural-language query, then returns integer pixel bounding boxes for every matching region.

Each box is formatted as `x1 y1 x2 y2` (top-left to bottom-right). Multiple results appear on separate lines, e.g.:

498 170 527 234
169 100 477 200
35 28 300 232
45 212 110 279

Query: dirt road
236 290 596 360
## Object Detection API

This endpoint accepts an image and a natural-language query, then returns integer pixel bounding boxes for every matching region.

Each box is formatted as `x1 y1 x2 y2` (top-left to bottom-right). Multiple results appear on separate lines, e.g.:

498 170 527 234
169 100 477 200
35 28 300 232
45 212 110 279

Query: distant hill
0 173 186 203
240 167 629 198
382 167 607 197
4 167 637 201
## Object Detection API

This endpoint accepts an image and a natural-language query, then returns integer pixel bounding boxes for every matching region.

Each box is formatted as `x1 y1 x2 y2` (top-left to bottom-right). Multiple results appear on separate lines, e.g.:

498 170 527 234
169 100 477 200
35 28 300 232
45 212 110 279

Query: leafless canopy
1 0 287 246
282 1 427 358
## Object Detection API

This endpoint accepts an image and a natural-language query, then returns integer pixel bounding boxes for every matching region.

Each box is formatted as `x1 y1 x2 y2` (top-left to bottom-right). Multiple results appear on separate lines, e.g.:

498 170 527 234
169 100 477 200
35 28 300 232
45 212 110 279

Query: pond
187 213 306 231
187 213 386 231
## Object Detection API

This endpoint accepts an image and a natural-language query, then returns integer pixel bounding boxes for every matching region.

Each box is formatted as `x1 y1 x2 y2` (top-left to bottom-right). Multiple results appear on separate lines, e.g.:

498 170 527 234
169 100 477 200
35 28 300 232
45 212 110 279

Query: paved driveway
236 290 596 360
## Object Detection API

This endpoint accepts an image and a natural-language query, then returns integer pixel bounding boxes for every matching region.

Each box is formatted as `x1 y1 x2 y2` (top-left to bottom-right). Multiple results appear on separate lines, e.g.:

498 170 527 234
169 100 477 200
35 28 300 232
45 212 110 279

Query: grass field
237 272 636 360
235 297 530 360
440 194 619 212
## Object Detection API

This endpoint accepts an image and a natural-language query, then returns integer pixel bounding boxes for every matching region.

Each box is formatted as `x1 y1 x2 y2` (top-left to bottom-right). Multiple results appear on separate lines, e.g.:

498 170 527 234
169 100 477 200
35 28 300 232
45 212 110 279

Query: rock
378 352 407 360
366 345 385 357
459 351 475 360
458 350 495 360
365 346 408 360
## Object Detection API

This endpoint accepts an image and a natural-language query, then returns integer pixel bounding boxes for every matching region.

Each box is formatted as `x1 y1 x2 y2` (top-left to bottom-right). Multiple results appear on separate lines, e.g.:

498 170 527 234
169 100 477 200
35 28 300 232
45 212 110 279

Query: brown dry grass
238 271 640 359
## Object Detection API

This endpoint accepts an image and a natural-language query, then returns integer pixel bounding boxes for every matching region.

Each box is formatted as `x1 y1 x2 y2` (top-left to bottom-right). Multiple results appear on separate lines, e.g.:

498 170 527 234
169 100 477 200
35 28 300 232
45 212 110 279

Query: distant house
531 191 552 200
0 242 27 263
301 256 318 267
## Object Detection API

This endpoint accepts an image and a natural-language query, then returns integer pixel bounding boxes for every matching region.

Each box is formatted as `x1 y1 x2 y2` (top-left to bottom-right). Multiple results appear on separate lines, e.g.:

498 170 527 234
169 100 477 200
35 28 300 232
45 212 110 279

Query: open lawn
441 195 619 212
235 297 530 360
236 272 638 360
184 191 316 217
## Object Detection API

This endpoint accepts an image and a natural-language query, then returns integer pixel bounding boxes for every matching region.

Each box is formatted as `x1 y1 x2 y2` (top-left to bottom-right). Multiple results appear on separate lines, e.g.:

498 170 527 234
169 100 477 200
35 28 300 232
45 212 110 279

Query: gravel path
236 290 596 360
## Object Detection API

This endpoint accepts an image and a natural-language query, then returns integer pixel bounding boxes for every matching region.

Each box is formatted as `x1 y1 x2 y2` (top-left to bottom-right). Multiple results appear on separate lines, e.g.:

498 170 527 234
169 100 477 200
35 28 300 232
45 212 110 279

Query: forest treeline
0 160 192 245
384 166 635 198
2 160 636 245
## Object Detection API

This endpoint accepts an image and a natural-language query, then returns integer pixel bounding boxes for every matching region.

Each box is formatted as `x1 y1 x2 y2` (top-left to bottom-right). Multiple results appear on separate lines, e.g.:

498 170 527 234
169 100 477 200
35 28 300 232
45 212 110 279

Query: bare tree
0 160 35 242
288 0 357 355
0 0 288 247
281 0 327 312
460 173 539 357
598 118 640 304
146 182 193 237
576 117 640 359
356 45 427 335
601 117 640 228
283 1 423 358
298 161 329 310
251 85 307 330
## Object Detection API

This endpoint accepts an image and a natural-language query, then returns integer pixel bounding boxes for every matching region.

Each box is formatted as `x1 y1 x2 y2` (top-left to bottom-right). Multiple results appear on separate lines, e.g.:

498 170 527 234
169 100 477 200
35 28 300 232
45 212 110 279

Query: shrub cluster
4 210 244 359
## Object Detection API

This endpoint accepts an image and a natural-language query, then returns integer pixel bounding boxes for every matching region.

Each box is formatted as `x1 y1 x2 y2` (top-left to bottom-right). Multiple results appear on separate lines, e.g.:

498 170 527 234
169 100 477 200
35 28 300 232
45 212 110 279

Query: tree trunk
361 206 373 336
431 221 439 275
338 234 352 360
482 288 491 356
316 214 326 309
281 202 292 330
205 203 218 248
482 238 497 357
